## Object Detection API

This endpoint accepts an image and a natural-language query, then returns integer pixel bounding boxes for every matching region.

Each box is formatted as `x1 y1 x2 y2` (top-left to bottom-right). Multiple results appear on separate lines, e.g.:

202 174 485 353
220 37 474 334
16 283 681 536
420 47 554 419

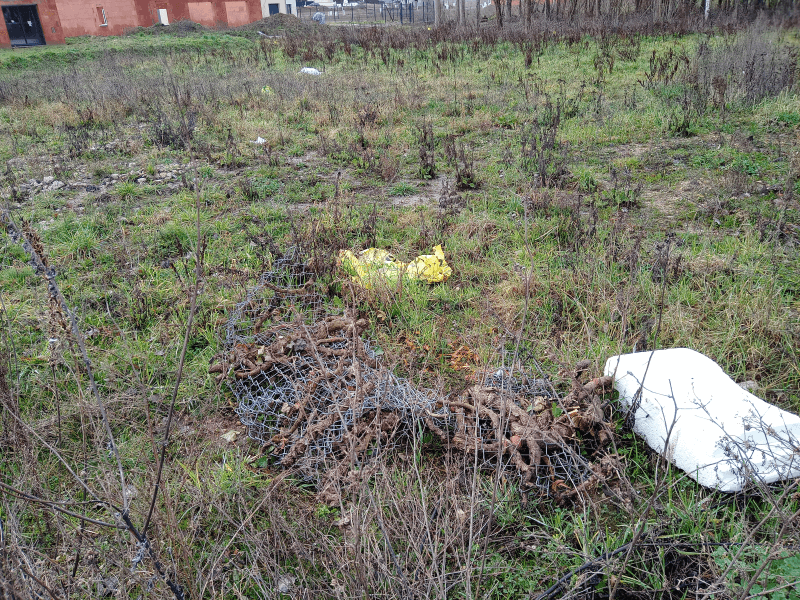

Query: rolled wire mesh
218 256 598 496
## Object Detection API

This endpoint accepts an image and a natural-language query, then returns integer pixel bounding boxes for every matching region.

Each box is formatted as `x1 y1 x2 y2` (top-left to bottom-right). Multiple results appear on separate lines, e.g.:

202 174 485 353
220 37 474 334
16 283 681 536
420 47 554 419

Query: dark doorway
3 5 46 47
268 3 279 14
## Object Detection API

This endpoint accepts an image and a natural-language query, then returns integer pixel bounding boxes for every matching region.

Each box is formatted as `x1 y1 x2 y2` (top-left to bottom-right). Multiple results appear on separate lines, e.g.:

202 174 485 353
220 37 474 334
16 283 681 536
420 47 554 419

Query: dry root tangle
211 260 618 503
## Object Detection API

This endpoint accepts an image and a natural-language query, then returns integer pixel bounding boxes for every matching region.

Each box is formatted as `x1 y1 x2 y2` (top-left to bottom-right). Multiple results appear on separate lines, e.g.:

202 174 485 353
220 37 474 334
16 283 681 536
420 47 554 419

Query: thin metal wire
223 257 594 495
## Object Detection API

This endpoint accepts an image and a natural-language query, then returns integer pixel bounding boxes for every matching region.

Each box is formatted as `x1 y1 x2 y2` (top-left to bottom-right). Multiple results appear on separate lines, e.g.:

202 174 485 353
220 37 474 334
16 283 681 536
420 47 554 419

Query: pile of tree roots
210 258 618 503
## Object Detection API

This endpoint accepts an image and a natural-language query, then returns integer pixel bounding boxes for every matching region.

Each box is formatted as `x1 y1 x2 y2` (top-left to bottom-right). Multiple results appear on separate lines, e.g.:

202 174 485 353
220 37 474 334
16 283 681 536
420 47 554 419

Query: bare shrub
691 25 798 107
416 121 436 180
378 150 400 182
0 345 27 454
444 136 480 191
520 97 570 188
148 108 197 149
435 178 465 234
638 45 690 90
601 167 643 210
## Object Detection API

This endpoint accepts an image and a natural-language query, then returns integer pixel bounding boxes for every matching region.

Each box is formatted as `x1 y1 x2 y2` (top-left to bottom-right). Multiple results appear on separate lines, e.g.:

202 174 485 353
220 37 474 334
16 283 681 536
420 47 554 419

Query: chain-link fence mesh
212 253 615 500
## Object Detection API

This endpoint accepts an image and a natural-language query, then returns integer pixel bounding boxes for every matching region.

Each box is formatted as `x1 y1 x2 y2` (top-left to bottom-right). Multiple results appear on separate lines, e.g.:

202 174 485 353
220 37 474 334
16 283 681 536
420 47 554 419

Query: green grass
0 30 253 69
389 181 419 196
1 21 799 600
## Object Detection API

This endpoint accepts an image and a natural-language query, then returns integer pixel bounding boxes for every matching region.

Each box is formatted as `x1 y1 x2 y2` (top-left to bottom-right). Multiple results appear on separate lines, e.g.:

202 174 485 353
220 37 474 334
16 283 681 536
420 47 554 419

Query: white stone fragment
276 574 295 594
604 348 800 492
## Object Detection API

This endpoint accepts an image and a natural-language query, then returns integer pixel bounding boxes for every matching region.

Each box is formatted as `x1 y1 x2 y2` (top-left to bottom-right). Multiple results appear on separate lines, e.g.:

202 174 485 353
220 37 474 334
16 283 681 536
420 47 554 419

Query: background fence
296 1 436 24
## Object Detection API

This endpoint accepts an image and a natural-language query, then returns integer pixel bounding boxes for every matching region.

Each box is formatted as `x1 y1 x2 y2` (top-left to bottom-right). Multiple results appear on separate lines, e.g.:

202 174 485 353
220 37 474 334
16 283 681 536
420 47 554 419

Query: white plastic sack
299 67 321 76
604 348 800 492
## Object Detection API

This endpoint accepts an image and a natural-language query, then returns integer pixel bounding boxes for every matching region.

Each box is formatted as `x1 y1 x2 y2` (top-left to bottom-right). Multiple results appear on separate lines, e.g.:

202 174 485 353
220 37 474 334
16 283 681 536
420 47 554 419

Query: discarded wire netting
428 371 617 501
223 247 323 348
212 257 616 502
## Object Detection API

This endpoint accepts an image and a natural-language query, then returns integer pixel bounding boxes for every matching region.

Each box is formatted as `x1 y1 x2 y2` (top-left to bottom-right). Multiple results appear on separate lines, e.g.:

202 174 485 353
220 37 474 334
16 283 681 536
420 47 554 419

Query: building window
97 6 107 25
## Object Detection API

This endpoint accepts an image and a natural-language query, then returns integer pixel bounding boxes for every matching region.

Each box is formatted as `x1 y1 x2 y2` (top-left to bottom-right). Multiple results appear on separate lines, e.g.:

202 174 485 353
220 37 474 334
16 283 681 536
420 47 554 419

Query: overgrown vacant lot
1 15 799 599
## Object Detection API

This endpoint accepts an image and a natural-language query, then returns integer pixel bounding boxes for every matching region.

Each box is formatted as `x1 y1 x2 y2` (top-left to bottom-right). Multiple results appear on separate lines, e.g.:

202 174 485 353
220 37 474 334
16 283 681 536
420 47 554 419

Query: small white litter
604 348 800 492
221 430 238 443
299 67 321 76
276 574 295 595
252 137 266 145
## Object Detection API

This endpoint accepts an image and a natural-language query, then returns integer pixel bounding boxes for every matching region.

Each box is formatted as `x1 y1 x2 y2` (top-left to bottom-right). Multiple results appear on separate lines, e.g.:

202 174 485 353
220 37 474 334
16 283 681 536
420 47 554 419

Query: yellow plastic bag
339 245 452 289
405 245 452 284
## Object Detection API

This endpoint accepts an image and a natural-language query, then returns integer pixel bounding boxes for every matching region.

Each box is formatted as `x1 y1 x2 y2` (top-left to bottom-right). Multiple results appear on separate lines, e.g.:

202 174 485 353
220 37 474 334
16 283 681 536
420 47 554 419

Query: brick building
2 0 64 47
1 0 284 48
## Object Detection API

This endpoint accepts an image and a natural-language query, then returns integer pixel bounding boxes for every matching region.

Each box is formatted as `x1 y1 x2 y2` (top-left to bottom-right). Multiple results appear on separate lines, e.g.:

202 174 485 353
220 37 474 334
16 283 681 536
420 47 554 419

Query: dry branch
212 270 619 504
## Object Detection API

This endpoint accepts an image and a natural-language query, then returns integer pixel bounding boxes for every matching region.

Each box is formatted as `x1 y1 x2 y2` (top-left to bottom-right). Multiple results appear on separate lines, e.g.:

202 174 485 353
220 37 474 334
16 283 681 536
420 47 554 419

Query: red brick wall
2 0 261 48
141 0 187 24
1 0 65 47
223 0 247 25
186 0 213 25
136 0 262 28
56 0 139 36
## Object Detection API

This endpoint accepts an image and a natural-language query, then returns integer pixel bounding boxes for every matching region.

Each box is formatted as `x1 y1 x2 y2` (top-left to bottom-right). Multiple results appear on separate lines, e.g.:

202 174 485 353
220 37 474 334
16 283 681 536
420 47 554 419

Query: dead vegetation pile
210 255 623 504
234 14 312 35
124 19 211 37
